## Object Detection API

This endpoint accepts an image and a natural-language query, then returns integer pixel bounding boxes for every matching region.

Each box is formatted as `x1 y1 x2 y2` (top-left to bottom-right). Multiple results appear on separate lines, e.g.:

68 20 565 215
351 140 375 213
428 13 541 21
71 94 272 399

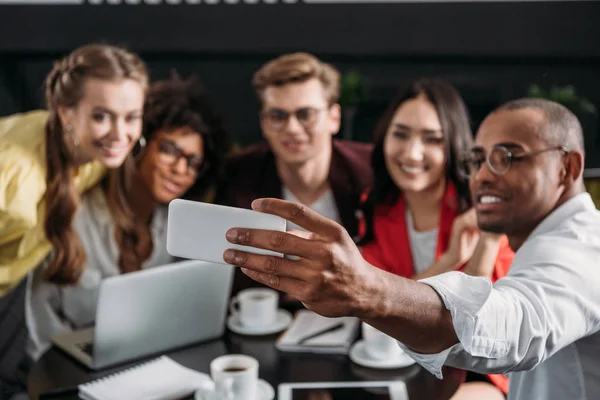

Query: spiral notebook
77 356 212 400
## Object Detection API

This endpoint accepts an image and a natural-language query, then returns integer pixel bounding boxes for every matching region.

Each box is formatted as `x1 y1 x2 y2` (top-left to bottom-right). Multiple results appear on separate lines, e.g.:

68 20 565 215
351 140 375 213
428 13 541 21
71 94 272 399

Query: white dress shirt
400 193 600 400
26 186 174 360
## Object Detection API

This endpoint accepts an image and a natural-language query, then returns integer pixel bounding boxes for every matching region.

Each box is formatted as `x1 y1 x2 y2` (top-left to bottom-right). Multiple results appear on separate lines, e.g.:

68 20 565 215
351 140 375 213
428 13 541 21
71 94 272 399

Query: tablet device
278 381 409 400
167 199 287 265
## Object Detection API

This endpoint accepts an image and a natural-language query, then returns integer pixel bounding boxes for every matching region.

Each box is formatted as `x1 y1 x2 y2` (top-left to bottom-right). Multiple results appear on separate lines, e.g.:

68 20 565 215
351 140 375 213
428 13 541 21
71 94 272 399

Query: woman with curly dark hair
26 73 231 360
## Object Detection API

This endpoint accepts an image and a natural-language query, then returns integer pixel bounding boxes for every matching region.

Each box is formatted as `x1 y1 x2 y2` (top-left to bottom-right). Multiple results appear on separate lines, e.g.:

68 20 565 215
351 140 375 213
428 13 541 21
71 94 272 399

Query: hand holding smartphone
166 199 287 265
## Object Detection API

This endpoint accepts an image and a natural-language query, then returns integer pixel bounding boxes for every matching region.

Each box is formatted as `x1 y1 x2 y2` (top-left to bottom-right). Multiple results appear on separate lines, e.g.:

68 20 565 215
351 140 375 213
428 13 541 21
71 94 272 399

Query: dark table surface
29 330 464 400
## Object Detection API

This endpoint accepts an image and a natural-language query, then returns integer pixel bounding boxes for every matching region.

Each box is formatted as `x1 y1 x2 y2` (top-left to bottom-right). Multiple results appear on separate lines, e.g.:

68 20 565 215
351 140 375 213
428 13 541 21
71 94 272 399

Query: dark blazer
214 139 374 297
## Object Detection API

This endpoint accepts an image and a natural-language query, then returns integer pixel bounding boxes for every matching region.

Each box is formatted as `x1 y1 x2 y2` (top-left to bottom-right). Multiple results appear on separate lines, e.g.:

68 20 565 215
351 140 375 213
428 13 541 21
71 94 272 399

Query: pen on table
298 323 345 344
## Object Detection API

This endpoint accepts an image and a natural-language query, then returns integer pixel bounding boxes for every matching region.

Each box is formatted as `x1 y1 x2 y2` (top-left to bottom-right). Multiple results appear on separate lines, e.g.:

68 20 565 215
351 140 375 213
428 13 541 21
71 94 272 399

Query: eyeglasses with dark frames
459 145 569 177
260 107 327 132
156 138 206 176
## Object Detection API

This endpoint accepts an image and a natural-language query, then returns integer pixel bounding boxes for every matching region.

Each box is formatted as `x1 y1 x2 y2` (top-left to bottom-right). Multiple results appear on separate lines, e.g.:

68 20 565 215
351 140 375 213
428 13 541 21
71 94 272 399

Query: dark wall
1 1 599 165
0 1 599 57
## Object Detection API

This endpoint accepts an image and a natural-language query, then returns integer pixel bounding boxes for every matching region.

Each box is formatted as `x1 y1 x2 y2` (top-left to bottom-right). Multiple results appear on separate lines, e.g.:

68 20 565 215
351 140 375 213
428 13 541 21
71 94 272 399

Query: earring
65 124 79 147
138 135 146 150
134 135 147 161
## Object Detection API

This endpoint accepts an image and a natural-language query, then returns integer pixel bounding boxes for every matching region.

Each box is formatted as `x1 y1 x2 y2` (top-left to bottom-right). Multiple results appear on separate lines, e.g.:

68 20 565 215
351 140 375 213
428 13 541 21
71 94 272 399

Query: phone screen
290 386 390 400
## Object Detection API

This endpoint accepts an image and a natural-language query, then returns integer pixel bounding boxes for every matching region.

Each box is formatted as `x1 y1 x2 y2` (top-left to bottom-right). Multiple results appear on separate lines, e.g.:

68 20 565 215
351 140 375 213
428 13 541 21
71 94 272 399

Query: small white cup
362 322 403 360
230 288 278 328
210 354 259 400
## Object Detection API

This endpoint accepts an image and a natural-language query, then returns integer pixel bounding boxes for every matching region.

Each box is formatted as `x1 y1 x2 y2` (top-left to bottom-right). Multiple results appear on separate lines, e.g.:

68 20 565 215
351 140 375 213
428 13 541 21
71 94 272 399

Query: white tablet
278 381 409 400
166 199 287 265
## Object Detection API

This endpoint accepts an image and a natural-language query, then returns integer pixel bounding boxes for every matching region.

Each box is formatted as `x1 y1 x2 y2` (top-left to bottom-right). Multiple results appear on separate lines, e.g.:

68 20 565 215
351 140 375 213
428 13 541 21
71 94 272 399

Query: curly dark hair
141 72 231 198
108 72 231 274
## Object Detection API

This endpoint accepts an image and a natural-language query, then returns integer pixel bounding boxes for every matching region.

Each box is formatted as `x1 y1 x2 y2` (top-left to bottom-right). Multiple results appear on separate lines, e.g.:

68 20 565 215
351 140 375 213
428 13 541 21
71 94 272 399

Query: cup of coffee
230 288 278 328
210 354 259 400
362 322 403 360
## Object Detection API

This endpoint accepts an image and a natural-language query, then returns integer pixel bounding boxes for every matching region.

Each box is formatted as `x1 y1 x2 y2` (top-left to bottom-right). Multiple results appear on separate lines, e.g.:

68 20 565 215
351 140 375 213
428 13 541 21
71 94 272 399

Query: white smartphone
166 199 287 265
278 381 409 400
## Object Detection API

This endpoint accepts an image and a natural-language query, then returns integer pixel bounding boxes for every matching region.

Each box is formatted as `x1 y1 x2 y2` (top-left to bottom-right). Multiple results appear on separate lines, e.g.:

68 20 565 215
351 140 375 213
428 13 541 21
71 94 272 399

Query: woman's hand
444 208 480 270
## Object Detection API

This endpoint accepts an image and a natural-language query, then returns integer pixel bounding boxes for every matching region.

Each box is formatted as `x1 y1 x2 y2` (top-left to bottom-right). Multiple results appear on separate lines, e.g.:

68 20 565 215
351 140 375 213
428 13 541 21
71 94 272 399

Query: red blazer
359 182 513 394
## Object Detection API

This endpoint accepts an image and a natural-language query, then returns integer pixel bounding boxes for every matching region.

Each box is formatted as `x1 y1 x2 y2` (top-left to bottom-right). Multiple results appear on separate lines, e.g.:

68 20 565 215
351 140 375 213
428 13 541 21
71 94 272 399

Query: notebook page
276 310 359 353
78 356 212 400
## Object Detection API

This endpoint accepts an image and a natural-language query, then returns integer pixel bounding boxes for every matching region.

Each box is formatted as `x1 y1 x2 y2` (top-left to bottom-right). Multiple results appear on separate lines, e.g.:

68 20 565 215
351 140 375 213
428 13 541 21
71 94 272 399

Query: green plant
527 84 596 115
339 70 367 107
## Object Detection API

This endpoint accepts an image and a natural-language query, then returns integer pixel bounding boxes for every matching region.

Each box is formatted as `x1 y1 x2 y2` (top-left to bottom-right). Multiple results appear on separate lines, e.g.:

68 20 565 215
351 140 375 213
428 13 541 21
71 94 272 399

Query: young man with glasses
222 98 600 400
215 53 373 296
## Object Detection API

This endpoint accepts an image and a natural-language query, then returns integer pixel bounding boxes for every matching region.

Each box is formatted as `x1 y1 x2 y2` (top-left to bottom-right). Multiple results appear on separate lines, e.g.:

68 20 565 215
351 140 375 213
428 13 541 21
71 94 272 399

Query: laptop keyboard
76 342 94 356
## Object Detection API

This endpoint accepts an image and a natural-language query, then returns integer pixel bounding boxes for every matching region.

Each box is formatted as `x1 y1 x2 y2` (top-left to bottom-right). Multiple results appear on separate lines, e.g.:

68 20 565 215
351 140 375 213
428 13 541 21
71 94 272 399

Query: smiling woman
107 72 231 275
357 78 513 400
25 72 232 361
99 72 231 274
0 44 148 397
0 43 148 294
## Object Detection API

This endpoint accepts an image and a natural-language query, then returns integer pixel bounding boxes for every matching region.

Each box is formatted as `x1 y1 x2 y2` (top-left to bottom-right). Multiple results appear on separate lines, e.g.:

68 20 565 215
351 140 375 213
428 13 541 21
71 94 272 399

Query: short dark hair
496 97 584 156
142 72 232 197
359 77 473 245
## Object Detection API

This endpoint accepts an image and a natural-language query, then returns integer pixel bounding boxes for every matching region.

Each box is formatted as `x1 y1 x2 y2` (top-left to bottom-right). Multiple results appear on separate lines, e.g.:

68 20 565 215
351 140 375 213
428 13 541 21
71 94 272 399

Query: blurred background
0 0 598 166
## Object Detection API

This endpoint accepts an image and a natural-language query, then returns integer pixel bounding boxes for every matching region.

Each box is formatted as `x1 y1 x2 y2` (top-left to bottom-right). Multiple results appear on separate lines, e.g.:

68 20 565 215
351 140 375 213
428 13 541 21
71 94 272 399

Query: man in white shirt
222 98 600 400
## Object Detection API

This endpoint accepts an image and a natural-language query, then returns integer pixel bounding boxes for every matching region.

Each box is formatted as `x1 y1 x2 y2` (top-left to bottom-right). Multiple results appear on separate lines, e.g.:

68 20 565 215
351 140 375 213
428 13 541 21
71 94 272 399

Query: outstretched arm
222 198 600 378
223 198 459 354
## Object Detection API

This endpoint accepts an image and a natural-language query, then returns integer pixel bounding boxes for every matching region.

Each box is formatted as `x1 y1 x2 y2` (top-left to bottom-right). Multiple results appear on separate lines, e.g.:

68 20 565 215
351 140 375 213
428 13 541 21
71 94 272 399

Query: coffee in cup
210 354 259 400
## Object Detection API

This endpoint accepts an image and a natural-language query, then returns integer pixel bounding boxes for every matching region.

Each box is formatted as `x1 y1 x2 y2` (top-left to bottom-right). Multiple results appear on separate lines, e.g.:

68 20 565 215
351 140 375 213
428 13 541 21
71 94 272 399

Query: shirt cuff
397 272 495 378
397 341 463 379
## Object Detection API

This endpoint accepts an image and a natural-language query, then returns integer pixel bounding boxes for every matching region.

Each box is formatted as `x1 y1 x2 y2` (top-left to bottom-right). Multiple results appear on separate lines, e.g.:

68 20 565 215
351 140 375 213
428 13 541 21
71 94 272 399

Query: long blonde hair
44 44 148 284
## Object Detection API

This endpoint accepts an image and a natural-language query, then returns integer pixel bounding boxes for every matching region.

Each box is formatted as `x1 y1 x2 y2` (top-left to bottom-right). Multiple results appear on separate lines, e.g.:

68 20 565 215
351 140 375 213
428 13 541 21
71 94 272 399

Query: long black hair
359 78 473 245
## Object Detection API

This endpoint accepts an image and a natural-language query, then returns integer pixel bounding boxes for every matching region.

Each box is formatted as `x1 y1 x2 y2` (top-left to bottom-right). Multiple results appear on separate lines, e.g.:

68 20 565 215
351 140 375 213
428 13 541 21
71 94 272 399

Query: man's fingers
223 249 316 281
287 229 314 240
226 227 329 260
239 267 307 297
251 198 346 240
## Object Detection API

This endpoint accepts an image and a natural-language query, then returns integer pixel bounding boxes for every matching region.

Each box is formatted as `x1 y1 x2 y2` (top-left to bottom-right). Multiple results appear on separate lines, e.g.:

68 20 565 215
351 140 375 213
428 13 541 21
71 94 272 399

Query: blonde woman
0 44 148 396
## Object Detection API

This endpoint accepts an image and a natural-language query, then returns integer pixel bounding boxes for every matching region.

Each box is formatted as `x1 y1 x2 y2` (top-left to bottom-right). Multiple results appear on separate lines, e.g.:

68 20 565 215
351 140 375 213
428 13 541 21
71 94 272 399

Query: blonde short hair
252 52 341 106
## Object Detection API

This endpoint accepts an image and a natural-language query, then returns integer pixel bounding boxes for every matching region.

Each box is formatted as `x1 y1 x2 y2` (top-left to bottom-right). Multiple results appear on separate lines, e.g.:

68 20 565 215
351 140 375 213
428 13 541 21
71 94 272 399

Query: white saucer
195 379 275 400
227 309 293 336
349 340 417 369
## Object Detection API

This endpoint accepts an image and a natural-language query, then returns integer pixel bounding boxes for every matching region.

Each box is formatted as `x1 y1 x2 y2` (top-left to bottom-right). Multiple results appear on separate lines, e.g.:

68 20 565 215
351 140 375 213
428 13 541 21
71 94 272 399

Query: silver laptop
52 260 234 370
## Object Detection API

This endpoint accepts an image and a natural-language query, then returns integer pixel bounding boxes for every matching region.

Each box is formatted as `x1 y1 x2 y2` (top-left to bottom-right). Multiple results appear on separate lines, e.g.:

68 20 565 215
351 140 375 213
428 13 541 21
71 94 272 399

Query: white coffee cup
362 322 403 360
230 288 278 328
210 354 259 400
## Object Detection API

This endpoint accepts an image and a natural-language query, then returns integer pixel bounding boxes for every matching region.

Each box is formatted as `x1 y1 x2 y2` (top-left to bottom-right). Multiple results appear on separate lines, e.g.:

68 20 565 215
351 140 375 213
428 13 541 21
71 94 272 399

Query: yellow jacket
0 110 105 295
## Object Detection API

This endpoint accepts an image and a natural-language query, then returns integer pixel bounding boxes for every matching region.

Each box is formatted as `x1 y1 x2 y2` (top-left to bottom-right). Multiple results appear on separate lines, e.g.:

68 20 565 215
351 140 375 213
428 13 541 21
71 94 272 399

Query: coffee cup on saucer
230 288 278 329
195 354 275 400
349 323 416 369
211 354 259 400
361 322 404 361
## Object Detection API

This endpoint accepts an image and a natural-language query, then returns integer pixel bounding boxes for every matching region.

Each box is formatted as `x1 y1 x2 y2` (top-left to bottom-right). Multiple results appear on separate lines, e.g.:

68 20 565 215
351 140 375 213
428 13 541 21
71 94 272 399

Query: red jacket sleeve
491 234 514 283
